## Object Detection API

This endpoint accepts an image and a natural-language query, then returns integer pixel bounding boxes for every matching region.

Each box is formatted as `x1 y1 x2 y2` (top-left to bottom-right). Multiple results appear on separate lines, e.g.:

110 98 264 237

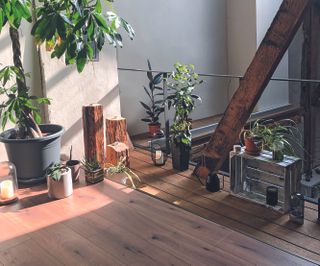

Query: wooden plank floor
106 148 320 265
0 169 315 265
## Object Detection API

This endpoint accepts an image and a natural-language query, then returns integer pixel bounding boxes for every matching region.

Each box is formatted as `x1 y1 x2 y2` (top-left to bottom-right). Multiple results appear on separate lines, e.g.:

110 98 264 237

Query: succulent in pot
166 63 203 171
81 159 104 184
140 60 164 137
0 0 134 185
46 163 73 199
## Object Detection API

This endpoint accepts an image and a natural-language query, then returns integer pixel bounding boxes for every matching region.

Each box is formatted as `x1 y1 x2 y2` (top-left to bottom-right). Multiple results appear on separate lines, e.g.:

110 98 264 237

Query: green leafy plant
0 0 134 138
0 66 50 132
81 159 102 172
260 119 302 157
140 60 164 125
32 0 134 72
46 163 68 181
166 63 203 146
106 157 141 189
242 119 303 158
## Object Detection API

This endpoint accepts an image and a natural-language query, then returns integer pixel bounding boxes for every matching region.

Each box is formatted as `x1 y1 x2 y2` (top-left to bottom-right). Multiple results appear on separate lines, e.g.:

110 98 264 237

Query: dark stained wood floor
106 148 320 265
0 167 316 265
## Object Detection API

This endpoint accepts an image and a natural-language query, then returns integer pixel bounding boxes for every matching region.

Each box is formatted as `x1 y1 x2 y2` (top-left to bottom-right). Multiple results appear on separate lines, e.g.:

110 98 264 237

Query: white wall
227 0 257 98
255 0 289 111
114 0 229 135
42 46 120 160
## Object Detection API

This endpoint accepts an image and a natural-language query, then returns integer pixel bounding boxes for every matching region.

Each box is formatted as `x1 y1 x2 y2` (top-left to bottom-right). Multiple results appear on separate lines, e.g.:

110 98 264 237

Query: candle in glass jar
155 150 164 165
1 180 15 199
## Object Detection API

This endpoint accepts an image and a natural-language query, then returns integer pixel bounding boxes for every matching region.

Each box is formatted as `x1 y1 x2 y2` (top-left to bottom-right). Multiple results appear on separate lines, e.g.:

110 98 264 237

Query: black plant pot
171 142 190 171
206 173 220 192
0 124 64 186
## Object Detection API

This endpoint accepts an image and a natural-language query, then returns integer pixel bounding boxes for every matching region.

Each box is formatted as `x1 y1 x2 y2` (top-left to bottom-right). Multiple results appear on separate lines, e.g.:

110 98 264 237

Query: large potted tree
166 63 203 171
0 0 134 185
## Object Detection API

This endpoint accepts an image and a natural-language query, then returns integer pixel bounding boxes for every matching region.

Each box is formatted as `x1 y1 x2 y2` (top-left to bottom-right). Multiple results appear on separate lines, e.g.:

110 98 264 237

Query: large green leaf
76 47 88 73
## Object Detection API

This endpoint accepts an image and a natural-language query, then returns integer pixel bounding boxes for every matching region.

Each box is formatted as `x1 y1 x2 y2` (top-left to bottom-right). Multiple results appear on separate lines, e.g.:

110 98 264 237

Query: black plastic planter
0 124 64 186
171 142 190 171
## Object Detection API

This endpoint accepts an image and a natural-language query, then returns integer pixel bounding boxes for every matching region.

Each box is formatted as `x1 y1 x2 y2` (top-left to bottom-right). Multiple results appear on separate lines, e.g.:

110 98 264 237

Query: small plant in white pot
46 164 73 199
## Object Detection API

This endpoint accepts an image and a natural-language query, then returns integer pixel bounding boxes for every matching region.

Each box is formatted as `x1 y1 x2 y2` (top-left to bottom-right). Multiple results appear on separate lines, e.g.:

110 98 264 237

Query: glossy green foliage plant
0 66 50 130
32 0 134 72
166 63 203 146
140 60 164 125
0 0 133 137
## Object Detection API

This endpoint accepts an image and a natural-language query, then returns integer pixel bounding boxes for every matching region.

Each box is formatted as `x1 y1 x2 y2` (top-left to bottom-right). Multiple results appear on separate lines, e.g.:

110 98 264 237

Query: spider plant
106 157 141 189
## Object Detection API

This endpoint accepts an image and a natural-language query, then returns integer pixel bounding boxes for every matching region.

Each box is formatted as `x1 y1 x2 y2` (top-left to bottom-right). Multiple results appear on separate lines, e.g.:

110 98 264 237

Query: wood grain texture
194 0 311 178
0 154 315 265
116 148 320 264
82 104 104 166
106 141 130 167
105 116 128 145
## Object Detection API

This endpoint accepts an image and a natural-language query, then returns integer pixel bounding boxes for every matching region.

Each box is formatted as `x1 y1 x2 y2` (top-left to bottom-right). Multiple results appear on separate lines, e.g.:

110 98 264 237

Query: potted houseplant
260 119 302 161
66 146 80 182
240 120 265 156
81 159 104 184
106 156 141 189
140 60 164 136
166 63 203 171
0 1 134 185
46 163 73 199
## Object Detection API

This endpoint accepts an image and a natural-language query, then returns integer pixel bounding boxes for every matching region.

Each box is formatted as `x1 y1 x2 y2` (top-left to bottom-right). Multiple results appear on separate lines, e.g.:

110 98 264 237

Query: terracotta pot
66 160 80 182
47 167 73 199
244 137 262 156
148 123 161 137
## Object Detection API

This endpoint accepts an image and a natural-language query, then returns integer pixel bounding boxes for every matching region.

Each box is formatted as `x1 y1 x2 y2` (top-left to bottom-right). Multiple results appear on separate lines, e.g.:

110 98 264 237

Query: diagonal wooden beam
194 0 311 179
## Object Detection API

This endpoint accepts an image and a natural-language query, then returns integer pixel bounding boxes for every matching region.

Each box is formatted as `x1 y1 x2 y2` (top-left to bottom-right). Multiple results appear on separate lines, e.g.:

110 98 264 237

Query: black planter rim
0 124 64 144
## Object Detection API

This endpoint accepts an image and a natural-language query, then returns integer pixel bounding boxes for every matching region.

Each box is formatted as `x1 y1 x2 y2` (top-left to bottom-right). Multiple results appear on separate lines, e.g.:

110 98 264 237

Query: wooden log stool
106 142 130 167
82 104 104 166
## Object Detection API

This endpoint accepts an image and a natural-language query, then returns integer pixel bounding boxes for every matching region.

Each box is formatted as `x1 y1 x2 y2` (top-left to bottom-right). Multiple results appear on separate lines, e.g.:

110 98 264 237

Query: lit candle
155 150 164 165
1 180 15 200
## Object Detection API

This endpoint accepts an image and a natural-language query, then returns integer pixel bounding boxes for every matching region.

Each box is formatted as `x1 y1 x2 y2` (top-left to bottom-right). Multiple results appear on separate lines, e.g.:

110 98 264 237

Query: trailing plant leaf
106 157 141 189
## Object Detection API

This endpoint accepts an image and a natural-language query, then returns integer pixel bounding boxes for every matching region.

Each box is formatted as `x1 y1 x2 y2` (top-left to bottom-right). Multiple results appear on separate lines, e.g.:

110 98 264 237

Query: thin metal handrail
118 67 320 84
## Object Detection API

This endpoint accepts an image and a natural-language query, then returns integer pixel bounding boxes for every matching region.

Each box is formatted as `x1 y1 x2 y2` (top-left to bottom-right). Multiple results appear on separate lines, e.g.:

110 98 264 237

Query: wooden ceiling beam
194 0 311 179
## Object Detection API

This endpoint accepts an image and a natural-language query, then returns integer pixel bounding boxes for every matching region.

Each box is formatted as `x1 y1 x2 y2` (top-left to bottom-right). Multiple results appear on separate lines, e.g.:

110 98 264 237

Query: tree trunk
106 142 130 167
9 27 42 138
105 116 129 146
82 104 105 167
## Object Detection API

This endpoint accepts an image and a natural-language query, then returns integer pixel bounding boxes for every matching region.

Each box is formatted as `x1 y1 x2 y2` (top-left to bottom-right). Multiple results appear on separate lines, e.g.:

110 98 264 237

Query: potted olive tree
0 1 134 185
140 60 164 136
166 63 203 171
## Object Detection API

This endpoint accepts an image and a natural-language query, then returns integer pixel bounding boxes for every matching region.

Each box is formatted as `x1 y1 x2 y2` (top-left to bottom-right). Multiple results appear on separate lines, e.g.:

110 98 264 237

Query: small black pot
171 142 190 171
206 173 220 192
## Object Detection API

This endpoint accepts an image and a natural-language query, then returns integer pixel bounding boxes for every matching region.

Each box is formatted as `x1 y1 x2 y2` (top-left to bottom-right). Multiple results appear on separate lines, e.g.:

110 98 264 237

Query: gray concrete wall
114 0 229 135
